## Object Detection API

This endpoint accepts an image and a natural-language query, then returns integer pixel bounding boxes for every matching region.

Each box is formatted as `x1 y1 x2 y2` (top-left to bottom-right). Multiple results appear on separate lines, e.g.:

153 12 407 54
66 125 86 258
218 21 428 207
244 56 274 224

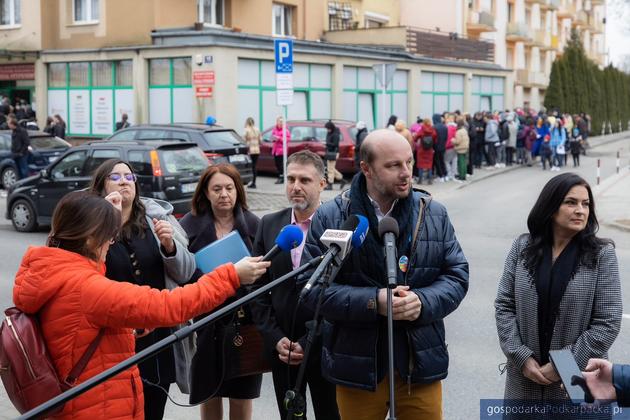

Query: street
0 135 629 419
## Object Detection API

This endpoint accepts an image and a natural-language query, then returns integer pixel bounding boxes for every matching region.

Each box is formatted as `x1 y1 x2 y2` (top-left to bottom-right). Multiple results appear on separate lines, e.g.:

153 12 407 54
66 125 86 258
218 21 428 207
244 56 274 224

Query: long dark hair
191 163 248 216
88 159 147 240
48 191 121 261
521 173 613 277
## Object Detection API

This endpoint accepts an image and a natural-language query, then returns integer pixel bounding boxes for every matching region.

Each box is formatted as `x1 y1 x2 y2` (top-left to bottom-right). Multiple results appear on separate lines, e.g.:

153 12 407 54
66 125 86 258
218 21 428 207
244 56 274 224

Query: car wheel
1 166 18 189
11 199 37 232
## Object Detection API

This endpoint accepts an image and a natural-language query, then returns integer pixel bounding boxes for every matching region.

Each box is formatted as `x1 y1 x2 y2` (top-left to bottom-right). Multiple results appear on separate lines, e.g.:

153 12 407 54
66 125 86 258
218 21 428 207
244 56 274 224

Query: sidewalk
593 167 630 233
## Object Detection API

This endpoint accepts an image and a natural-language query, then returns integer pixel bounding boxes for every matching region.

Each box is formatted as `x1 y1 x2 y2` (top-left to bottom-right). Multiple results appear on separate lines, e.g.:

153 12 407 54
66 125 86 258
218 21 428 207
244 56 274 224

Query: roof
120 124 233 132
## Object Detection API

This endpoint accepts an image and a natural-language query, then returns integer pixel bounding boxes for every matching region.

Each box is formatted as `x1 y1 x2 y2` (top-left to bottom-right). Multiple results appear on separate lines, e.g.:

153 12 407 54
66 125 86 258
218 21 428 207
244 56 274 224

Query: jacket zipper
6 316 36 379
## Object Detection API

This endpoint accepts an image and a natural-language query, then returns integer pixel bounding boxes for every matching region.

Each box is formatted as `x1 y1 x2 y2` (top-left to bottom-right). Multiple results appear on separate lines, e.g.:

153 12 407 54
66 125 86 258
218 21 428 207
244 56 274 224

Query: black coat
52 123 66 139
434 123 448 152
11 126 30 156
326 128 341 154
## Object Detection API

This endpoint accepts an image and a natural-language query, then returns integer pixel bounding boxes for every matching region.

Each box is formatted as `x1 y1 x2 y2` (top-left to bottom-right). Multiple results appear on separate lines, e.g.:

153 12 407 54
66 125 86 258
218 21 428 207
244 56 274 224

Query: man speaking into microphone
251 151 340 419
302 130 469 420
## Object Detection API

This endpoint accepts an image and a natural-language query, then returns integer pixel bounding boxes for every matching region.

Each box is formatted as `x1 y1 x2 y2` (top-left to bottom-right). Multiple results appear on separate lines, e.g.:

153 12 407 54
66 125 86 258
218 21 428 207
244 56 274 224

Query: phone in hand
549 350 593 404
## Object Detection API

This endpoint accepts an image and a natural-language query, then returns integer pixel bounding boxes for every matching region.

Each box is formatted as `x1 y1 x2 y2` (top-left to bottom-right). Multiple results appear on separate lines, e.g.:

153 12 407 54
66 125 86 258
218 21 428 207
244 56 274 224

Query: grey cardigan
143 198 197 394
495 234 622 401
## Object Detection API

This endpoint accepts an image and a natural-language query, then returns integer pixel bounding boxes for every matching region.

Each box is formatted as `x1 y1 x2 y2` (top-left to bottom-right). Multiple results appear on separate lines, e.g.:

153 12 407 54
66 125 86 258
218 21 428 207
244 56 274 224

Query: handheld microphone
262 224 304 261
378 217 399 287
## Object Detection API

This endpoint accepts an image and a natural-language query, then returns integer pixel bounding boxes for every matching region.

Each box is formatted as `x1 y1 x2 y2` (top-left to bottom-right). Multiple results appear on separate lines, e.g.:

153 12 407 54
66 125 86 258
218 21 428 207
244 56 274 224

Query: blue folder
194 230 251 274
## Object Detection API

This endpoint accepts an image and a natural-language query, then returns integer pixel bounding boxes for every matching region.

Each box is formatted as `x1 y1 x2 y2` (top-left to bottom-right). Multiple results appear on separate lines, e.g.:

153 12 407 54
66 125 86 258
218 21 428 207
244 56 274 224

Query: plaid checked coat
495 234 622 401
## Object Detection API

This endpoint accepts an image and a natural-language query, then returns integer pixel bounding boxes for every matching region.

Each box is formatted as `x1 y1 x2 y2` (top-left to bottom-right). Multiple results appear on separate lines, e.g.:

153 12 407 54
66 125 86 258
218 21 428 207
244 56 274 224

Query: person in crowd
444 114 458 181
302 129 469 419
271 116 291 184
515 116 527 165
569 127 582 167
563 113 574 135
180 164 263 420
251 150 339 420
495 173 621 410
394 119 414 150
14 103 26 121
550 118 566 171
7 116 30 180
496 113 509 168
243 117 261 189
452 117 470 182
484 113 499 167
386 114 397 130
540 135 553 171
43 116 54 134
116 113 131 131
523 118 537 167
533 116 549 161
88 159 197 420
24 104 36 121
12 190 269 419
471 112 486 168
324 120 345 191
355 121 368 172
464 113 474 177
506 113 518 166
410 116 422 136
52 114 66 139
432 113 448 182
414 117 437 185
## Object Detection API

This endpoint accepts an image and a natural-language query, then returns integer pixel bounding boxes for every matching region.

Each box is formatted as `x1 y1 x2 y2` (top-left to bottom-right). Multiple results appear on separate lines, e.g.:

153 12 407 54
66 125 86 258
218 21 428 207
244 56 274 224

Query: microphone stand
17 257 323 420
284 255 342 420
386 274 397 420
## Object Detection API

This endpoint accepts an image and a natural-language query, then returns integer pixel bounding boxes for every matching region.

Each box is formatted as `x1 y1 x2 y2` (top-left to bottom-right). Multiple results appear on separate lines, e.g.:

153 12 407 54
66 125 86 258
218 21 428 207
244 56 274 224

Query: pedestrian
540 135 552 170
432 113 448 181
506 113 518 166
496 113 509 168
179 164 265 420
43 116 54 134
550 119 566 171
569 127 582 167
414 117 437 185
444 114 457 181
410 116 422 136
251 150 339 420
7 116 30 180
394 119 414 150
354 121 368 171
324 120 345 191
386 114 397 129
243 117 261 189
88 159 198 420
483 113 499 167
471 112 486 168
11 190 269 419
452 118 469 182
115 113 131 131
495 173 621 413
53 114 66 139
533 116 549 160
302 129 469 419
271 116 290 184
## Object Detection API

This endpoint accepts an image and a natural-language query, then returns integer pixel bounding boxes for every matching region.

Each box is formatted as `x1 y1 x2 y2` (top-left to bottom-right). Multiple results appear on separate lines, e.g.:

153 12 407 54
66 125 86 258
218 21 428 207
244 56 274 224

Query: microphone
378 217 399 287
300 215 369 297
262 224 304 261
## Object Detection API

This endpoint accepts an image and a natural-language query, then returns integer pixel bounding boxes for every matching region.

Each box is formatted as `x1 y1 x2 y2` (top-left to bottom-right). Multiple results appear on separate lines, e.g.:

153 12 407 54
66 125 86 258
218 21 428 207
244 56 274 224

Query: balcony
467 11 496 35
589 15 604 33
534 30 554 50
572 10 588 26
540 0 560 10
506 22 531 43
591 0 604 4
525 0 545 4
557 3 575 18
516 69 550 88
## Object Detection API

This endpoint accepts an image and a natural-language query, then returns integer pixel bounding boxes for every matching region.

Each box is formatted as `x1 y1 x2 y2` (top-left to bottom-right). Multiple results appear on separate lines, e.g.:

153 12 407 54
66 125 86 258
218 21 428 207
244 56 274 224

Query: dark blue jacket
302 188 469 391
614 364 630 406
433 114 448 152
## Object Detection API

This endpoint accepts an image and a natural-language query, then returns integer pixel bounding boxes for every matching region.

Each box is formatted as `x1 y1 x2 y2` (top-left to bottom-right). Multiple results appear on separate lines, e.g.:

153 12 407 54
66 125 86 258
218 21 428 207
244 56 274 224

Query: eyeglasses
107 173 137 182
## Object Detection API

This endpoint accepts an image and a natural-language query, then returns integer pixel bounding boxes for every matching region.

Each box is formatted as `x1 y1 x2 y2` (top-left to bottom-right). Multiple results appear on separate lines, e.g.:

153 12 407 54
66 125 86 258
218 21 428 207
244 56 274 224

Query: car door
37 149 90 218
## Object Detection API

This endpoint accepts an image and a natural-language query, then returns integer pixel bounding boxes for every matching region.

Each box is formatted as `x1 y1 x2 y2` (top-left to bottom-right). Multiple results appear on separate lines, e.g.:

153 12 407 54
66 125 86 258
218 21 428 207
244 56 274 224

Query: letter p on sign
274 39 293 74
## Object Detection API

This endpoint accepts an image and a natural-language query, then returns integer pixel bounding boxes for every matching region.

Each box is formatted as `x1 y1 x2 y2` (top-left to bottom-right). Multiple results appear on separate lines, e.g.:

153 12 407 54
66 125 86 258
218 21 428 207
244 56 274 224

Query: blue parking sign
274 39 293 73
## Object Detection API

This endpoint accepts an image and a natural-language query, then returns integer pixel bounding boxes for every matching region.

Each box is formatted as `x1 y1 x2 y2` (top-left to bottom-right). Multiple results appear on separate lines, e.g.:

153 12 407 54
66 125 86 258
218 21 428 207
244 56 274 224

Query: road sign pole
283 105 288 185
382 63 387 128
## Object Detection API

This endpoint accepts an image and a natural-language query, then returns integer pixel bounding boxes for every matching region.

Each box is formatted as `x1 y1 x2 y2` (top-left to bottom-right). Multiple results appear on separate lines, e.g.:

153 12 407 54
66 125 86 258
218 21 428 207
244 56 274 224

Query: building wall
400 0 457 32
0 0 43 51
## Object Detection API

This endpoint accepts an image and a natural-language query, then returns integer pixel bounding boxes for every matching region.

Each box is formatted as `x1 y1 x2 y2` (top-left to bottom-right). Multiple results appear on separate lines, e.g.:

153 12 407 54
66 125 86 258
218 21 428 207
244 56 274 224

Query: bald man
302 129 469 419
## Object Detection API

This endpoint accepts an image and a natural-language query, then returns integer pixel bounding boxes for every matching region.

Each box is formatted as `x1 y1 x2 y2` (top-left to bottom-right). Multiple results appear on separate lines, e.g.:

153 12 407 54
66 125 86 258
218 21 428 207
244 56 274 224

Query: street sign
195 86 213 98
274 39 293 73
373 63 397 88
193 71 215 85
276 73 293 90
276 89 293 106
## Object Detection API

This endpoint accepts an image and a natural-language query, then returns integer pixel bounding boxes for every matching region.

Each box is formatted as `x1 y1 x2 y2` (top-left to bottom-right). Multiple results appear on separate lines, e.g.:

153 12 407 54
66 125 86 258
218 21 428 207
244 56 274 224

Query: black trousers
250 154 259 184
433 150 446 178
142 380 169 420
270 348 339 420
472 140 485 167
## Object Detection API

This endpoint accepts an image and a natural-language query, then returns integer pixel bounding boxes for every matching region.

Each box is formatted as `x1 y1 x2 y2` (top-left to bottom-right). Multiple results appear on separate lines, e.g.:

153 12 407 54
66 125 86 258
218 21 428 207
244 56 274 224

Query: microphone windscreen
340 214 360 232
351 215 369 248
378 216 399 239
275 224 304 251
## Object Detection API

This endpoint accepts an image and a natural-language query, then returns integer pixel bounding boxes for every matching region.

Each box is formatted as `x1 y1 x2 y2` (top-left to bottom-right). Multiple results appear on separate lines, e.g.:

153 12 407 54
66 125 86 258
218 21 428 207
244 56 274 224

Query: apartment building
400 0 606 110
0 0 509 137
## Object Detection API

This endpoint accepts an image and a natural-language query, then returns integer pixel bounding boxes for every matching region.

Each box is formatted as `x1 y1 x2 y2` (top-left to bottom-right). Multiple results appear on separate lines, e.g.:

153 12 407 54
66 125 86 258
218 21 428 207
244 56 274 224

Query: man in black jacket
432 113 448 181
8 116 30 179
252 150 339 420
324 120 345 190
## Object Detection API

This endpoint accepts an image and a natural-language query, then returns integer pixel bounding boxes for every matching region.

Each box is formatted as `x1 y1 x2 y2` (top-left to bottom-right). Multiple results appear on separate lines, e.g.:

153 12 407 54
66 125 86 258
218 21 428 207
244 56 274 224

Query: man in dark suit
252 150 339 420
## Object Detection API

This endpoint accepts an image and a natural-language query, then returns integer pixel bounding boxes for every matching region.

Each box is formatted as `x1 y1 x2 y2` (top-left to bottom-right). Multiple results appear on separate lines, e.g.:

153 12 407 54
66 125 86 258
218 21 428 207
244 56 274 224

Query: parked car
0 130 71 189
258 119 358 175
6 140 209 232
106 124 253 183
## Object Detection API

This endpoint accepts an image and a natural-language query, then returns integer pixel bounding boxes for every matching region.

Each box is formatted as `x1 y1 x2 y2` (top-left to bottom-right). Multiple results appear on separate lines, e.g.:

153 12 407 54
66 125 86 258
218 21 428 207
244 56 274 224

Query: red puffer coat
414 126 437 170
13 246 240 419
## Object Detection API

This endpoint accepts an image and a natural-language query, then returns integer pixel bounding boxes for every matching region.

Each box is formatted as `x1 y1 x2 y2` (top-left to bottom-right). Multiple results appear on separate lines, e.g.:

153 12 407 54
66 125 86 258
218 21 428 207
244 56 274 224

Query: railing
467 10 496 31
516 69 549 87
557 3 575 18
506 22 531 40
405 27 495 62
573 10 588 25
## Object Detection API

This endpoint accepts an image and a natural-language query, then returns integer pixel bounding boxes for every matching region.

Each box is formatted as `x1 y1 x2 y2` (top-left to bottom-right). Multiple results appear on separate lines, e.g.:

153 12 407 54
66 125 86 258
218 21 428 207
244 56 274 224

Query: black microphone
378 217 399 287
262 224 304 261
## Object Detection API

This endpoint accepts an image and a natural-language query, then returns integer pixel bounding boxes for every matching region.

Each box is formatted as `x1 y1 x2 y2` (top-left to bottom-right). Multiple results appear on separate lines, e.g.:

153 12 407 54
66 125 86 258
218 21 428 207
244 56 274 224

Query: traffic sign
195 86 213 98
193 71 215 85
373 63 397 88
276 89 293 106
274 39 293 73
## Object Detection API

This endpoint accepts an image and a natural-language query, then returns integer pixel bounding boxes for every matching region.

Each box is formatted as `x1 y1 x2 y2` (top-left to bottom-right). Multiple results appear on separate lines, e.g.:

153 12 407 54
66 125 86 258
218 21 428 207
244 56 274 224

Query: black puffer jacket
302 174 469 391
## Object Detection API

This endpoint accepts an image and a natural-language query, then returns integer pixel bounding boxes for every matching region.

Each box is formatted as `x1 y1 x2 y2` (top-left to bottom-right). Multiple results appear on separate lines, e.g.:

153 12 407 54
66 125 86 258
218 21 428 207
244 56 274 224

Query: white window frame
198 0 224 26
0 0 20 28
73 0 99 24
272 3 293 37
363 11 389 28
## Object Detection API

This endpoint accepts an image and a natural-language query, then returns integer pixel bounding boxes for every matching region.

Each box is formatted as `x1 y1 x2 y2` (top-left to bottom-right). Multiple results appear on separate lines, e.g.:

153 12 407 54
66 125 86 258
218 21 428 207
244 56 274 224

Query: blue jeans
13 154 29 179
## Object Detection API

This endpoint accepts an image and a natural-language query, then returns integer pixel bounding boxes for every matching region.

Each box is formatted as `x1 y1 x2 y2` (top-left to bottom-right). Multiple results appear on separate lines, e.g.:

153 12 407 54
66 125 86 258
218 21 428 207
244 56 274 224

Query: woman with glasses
88 158 195 420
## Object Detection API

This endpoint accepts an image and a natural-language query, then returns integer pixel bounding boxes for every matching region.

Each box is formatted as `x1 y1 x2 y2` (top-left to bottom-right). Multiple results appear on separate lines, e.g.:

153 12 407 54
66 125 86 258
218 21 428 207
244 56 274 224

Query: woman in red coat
12 191 270 419
414 118 437 185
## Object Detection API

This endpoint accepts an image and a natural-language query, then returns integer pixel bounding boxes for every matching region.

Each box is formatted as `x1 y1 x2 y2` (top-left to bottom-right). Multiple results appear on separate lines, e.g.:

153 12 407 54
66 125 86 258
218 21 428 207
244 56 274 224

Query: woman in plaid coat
495 173 621 410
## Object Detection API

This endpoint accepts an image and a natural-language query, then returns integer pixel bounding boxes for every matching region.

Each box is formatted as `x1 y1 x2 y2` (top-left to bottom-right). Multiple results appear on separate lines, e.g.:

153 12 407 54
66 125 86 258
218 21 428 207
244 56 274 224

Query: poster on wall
91 90 113 136
47 90 68 123
115 89 135 125
69 90 90 135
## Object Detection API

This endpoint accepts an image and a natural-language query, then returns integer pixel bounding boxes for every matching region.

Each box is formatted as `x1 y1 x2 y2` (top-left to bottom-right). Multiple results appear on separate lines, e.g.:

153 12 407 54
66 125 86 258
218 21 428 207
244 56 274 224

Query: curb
592 167 630 197
589 132 630 149
456 164 523 190
605 221 630 233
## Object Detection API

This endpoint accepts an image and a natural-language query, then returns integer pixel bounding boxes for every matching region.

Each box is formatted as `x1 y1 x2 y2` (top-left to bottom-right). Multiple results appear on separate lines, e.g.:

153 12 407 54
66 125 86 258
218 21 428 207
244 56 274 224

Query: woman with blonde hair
243 117 261 189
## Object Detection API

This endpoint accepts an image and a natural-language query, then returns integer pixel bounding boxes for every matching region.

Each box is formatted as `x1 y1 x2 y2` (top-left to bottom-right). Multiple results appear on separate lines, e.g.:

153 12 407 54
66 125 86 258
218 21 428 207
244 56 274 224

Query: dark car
6 140 209 232
106 124 253 183
0 130 71 189
258 119 358 175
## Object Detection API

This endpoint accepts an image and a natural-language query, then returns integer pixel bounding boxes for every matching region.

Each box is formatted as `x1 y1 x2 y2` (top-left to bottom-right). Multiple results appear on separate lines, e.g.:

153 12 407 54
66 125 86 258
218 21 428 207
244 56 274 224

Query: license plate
229 154 247 163
181 183 198 194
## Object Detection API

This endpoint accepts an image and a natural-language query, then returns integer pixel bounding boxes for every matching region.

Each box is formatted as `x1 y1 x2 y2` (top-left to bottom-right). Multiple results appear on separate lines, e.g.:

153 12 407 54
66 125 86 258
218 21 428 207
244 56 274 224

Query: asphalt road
0 135 629 419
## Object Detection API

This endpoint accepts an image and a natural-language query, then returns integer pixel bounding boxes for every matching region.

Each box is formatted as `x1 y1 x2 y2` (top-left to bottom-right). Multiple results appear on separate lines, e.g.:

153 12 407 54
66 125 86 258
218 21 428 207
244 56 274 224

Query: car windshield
202 130 246 148
159 147 209 174
29 136 71 149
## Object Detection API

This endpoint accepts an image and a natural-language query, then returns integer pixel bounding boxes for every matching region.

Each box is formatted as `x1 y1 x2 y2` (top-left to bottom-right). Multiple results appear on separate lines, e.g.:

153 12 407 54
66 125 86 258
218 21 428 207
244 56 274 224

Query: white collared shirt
367 194 398 222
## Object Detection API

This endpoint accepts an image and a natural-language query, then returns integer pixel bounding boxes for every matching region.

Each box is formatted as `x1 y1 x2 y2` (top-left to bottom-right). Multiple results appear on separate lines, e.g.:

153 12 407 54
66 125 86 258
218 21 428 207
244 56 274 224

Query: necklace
214 220 233 239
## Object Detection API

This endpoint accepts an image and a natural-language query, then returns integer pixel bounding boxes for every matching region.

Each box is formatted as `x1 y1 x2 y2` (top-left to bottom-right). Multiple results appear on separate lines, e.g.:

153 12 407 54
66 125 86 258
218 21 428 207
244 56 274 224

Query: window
84 149 121 175
272 3 293 36
115 60 133 86
328 2 353 31
74 0 99 23
128 151 152 176
365 19 383 28
51 151 88 179
108 129 137 141
198 0 223 25
0 0 20 26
